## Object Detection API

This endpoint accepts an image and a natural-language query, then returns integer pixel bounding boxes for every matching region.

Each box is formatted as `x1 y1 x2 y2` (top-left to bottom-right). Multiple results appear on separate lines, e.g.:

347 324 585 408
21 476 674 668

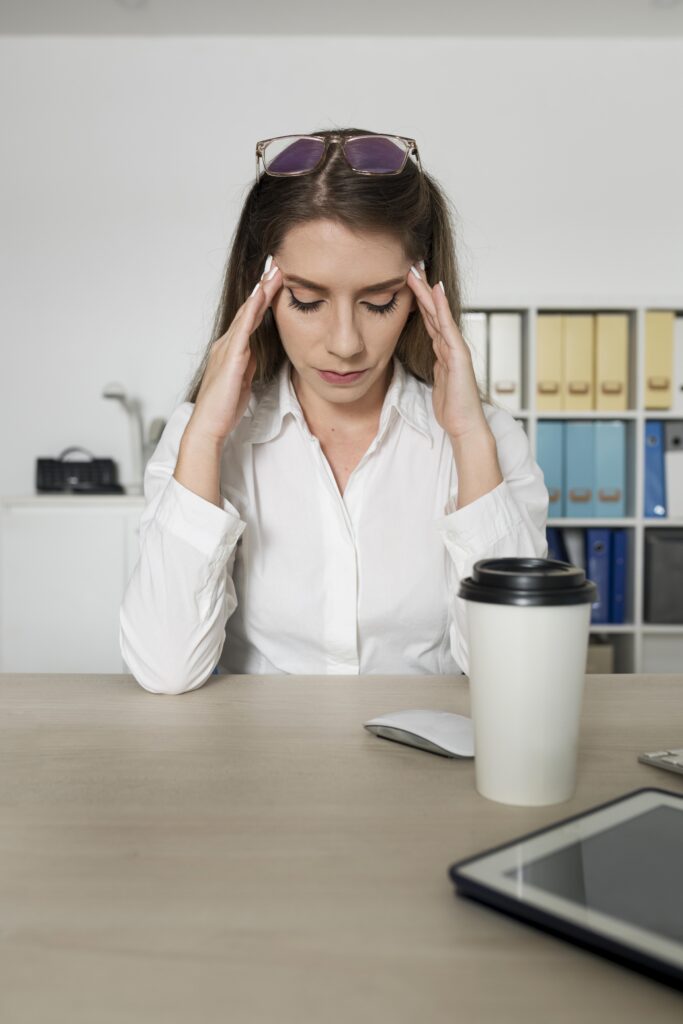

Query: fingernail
250 282 261 297
261 254 273 278
265 264 279 280
419 260 425 270
410 265 421 280
439 281 445 293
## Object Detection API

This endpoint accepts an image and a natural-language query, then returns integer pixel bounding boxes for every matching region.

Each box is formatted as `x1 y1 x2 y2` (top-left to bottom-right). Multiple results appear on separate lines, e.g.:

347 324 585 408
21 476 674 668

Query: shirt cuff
154 476 247 558
433 479 523 555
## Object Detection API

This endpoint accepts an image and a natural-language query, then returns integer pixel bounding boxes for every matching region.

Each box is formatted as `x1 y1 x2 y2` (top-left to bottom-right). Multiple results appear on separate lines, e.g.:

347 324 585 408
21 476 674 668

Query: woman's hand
406 265 488 442
406 264 502 508
188 256 283 445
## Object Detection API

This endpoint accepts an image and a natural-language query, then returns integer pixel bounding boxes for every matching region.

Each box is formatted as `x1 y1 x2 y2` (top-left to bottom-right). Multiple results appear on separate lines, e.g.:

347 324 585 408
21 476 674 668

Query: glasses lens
263 136 325 174
344 135 408 173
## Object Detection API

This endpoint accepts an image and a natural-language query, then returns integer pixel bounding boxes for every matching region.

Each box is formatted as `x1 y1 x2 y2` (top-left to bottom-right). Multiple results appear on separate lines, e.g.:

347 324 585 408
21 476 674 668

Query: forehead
277 219 406 265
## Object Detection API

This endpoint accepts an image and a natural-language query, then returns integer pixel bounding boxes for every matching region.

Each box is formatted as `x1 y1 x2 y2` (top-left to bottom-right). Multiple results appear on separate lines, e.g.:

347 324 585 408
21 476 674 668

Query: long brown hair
183 126 469 403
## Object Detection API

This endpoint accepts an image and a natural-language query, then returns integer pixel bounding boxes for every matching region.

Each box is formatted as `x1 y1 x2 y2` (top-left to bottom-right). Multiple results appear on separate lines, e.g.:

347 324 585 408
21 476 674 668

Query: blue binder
565 422 595 517
595 421 626 518
644 421 667 517
586 528 611 624
610 528 628 624
537 421 565 518
546 527 569 563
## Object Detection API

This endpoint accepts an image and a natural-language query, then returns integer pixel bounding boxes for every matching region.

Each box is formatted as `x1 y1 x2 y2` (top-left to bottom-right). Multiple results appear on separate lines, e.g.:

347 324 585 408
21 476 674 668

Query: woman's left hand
405 265 489 442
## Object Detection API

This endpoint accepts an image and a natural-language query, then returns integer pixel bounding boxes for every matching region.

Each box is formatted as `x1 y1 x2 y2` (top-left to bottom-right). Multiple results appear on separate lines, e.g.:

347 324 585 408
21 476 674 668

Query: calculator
638 748 683 776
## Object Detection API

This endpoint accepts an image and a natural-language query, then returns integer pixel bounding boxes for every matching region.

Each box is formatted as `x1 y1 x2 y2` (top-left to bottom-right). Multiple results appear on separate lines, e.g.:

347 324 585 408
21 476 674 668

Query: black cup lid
458 557 597 607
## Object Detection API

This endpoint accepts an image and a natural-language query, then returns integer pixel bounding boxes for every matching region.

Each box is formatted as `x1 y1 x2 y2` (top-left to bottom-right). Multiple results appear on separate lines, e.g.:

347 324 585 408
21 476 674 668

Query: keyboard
638 748 683 776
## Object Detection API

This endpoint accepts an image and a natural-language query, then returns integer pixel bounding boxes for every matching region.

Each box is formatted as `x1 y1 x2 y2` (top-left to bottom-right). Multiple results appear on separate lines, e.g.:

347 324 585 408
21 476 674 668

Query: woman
120 128 548 695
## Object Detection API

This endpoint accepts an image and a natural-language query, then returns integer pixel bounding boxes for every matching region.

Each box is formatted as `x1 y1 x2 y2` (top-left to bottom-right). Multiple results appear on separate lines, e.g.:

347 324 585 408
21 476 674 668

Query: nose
324 306 366 360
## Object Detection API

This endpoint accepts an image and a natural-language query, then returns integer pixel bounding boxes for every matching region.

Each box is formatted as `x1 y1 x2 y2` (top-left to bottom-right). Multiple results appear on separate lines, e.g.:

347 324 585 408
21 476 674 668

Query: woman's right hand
187 257 282 445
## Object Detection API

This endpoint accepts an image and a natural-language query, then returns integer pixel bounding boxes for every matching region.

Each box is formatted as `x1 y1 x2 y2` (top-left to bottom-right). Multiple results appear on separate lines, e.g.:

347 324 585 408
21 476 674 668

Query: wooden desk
1 673 682 1023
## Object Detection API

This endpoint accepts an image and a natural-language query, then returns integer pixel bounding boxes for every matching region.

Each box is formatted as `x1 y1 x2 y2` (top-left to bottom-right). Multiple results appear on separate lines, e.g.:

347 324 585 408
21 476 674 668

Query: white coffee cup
459 557 596 807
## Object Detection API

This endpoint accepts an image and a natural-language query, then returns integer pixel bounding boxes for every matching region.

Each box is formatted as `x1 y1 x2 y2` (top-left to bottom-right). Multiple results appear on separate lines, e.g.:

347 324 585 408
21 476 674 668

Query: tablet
448 788 683 990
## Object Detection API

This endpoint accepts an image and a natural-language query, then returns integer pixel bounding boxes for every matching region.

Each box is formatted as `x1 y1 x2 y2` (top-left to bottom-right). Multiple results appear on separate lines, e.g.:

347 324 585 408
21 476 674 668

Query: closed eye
287 289 399 316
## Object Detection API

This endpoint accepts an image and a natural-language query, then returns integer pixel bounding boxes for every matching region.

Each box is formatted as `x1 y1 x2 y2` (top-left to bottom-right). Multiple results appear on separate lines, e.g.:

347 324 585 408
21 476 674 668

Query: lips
317 367 368 385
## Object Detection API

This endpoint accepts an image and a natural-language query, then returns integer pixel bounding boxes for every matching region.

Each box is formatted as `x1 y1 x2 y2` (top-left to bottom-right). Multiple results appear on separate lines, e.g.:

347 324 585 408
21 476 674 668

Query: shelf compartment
587 632 635 673
641 633 683 673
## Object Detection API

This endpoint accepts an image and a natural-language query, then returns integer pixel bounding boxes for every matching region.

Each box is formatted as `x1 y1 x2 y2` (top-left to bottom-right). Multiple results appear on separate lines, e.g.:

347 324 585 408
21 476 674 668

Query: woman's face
270 219 417 414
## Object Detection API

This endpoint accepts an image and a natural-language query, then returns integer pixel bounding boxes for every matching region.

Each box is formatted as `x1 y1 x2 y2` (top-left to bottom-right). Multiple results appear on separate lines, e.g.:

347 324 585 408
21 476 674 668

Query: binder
562 315 595 411
586 528 611 624
536 315 563 411
610 529 628 624
595 314 629 412
644 311 674 409
461 312 488 394
673 316 683 413
536 421 564 518
565 421 595 517
594 420 626 518
664 420 683 519
546 527 569 563
488 313 522 413
562 528 586 570
644 421 667 518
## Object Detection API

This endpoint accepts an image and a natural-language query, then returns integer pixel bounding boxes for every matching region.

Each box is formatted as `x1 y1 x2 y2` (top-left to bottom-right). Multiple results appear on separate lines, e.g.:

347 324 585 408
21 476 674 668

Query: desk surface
1 672 682 1023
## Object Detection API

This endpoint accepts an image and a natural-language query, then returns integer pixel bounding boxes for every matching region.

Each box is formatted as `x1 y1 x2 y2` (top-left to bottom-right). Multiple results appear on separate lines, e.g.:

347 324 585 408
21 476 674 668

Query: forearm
173 425 225 508
450 427 503 511
120 533 235 695
121 470 246 695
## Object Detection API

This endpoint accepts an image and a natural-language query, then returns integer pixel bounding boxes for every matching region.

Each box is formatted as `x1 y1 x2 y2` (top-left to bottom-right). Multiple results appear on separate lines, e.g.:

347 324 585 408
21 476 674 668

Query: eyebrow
283 273 407 295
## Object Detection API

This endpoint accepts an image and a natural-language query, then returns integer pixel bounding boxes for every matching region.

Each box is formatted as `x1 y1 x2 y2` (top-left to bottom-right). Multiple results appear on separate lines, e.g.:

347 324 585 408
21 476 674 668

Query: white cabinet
0 496 145 673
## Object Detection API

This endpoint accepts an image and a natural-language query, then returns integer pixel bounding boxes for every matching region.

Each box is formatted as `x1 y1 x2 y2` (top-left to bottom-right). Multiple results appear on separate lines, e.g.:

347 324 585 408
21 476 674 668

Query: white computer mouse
363 709 474 759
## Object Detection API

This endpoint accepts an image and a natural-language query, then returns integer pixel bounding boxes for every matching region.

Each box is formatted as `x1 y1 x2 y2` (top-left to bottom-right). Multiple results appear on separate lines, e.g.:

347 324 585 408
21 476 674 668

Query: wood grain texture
0 672 682 1023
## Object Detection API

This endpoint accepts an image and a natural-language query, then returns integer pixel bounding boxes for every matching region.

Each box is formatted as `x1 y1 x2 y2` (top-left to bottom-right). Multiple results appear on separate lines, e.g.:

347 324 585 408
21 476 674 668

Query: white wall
1 36 682 496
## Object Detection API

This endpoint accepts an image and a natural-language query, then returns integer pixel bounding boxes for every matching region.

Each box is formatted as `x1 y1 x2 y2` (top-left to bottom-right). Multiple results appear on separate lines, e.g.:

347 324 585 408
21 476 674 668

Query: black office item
448 788 683 990
644 528 683 624
36 447 124 494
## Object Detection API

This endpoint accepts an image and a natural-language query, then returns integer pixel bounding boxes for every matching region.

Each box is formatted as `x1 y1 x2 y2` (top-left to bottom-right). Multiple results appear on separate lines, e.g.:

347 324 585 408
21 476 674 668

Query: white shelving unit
464 302 683 673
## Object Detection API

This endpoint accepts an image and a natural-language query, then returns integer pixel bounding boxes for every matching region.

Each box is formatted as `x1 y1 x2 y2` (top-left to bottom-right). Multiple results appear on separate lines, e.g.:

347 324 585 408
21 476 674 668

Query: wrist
181 421 228 454
449 428 502 510
448 424 497 458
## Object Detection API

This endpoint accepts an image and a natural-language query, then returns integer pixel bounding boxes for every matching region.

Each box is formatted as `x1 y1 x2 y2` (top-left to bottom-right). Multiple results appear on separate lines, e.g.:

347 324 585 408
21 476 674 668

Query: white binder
664 421 683 518
461 312 488 393
488 313 522 412
673 316 683 413
562 528 586 571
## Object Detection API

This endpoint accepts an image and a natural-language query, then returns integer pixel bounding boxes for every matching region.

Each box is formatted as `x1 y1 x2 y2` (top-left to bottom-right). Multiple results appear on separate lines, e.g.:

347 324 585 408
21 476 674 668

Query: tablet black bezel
447 787 683 991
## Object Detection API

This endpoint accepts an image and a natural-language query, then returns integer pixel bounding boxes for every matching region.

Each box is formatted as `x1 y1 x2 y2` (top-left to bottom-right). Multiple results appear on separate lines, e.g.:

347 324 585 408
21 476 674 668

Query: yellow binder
536 315 563 411
562 315 595 411
595 314 629 411
645 311 674 409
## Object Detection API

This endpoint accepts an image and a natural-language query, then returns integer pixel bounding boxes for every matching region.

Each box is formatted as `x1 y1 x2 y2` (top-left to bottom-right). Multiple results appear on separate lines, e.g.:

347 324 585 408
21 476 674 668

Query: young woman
120 128 549 695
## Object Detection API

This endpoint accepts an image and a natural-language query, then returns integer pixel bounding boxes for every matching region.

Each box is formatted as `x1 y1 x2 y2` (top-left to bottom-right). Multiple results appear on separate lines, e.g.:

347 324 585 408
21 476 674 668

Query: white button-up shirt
120 355 548 694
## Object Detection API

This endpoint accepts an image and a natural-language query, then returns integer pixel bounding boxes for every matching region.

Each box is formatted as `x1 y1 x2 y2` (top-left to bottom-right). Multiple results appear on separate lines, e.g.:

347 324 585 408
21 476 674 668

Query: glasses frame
255 133 422 184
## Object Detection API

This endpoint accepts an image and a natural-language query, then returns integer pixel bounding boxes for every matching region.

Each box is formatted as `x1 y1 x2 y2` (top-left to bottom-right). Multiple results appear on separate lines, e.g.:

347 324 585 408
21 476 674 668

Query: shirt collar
242 355 433 449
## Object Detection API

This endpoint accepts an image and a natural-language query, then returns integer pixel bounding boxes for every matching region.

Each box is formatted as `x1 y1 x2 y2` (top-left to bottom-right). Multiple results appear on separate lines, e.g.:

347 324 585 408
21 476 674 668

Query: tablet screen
450 789 683 985
503 806 683 943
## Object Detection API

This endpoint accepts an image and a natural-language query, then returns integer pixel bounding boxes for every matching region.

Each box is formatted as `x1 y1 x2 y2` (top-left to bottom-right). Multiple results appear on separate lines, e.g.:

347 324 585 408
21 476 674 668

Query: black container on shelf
36 447 124 495
644 529 683 624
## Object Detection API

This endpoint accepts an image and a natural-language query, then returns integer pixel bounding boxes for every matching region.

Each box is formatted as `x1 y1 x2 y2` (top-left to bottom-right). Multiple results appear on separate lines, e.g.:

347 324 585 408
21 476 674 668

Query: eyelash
286 289 399 316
